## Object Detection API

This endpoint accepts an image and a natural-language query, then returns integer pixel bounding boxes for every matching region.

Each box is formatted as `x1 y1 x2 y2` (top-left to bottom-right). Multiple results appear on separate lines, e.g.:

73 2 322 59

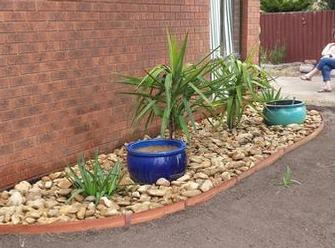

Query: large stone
116 200 131 207
47 209 59 218
232 152 245 161
139 194 151 202
210 138 224 146
25 217 36 224
44 181 53 189
181 190 202 198
287 123 302 131
131 192 141 198
137 185 151 193
58 189 72 196
156 178 170 187
101 208 119 217
57 179 72 189
0 191 9 200
26 199 45 209
0 206 16 217
222 172 231 181
182 182 200 191
176 174 191 182
211 157 224 167
189 156 203 163
200 180 214 192
7 191 24 206
128 202 150 213
229 161 247 169
11 214 21 224
59 205 78 215
100 197 119 209
45 200 58 208
76 206 86 220
193 172 209 180
299 64 314 73
236 133 253 145
200 160 211 168
100 197 112 208
25 188 42 201
85 196 96 202
14 181 32 194
27 210 41 219
309 110 319 116
85 209 95 217
147 188 167 197
119 176 134 186
49 172 63 180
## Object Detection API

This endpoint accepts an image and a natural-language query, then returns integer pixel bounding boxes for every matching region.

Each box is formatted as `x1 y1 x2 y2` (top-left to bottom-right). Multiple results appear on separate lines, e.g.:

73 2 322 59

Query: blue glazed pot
263 100 306 126
126 139 187 184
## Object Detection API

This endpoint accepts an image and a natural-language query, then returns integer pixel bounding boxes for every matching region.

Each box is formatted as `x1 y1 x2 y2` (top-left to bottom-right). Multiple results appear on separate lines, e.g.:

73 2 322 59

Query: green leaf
164 73 173 111
183 98 196 131
161 108 171 138
178 115 190 141
175 33 188 77
134 99 157 122
65 156 124 205
188 82 212 106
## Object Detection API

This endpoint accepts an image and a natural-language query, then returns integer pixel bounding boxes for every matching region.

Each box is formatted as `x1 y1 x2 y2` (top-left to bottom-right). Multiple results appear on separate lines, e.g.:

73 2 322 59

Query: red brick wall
241 0 260 62
0 0 210 189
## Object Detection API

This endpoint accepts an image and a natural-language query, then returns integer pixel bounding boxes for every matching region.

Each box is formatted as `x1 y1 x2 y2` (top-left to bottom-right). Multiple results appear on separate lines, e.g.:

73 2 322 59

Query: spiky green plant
282 166 293 188
281 166 302 188
210 55 272 129
120 31 215 140
257 87 283 103
66 154 123 204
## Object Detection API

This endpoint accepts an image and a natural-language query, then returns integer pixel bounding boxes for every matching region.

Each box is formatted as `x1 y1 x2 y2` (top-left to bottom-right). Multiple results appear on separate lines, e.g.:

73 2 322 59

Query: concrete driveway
275 76 335 106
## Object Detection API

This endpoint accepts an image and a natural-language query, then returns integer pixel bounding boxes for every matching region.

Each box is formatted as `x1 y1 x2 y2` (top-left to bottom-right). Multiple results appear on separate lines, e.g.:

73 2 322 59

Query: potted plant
120 32 214 184
256 86 306 126
263 99 307 126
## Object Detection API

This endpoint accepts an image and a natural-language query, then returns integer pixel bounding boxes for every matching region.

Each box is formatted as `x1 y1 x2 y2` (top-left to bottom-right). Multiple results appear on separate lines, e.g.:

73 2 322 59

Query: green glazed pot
263 100 306 126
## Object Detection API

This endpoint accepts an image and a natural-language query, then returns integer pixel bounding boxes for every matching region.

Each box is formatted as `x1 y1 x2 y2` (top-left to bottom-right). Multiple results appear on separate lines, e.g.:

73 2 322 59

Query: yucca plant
257 87 283 103
211 55 272 129
120 31 215 140
66 154 123 204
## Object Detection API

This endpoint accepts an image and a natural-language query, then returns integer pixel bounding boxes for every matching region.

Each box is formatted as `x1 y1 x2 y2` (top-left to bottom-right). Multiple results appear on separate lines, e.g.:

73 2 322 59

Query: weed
281 166 301 188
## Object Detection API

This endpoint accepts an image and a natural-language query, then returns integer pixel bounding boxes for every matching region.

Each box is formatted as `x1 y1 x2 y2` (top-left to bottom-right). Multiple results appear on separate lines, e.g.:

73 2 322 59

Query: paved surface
0 108 334 248
275 76 335 106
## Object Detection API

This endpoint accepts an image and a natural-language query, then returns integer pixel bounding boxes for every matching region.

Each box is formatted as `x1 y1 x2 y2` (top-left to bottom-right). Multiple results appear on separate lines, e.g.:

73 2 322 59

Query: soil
0 108 334 248
136 145 179 153
262 63 303 77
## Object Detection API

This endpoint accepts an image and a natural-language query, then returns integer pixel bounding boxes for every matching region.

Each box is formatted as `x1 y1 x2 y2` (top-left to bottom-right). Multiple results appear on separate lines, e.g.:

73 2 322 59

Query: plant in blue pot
119 31 215 184
256 88 306 126
263 99 307 126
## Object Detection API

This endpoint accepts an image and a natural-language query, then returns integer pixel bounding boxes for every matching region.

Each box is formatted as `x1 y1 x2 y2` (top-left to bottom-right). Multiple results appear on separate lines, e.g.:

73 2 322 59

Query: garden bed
0 108 323 229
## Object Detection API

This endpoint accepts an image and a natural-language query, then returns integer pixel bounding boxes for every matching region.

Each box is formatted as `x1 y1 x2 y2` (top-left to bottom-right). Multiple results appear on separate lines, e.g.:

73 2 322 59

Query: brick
0 0 253 191
241 0 260 62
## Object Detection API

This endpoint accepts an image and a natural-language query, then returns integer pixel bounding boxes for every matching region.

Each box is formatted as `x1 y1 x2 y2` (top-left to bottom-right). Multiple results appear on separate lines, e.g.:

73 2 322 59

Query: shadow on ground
1 108 335 248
